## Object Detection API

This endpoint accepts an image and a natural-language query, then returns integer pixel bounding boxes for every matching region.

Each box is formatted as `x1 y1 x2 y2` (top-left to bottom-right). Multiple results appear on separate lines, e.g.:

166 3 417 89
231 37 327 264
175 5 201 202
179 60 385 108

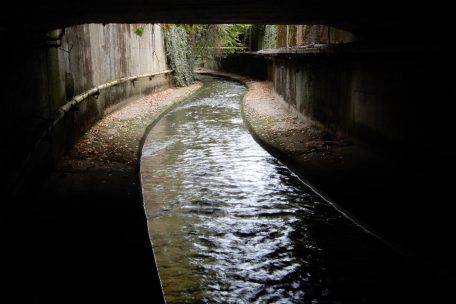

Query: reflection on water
141 77 417 303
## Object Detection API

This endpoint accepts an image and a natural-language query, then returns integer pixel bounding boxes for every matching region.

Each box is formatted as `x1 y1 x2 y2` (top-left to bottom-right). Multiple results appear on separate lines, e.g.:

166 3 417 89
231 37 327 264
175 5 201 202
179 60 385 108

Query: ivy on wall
263 25 278 49
163 24 251 86
163 25 195 87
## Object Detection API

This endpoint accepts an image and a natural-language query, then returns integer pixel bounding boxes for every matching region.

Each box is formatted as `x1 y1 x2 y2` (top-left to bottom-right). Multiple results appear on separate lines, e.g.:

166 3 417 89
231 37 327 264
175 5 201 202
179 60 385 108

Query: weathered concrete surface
0 22 184 296
49 24 169 159
277 25 355 47
212 44 452 150
2 82 202 296
1 23 169 204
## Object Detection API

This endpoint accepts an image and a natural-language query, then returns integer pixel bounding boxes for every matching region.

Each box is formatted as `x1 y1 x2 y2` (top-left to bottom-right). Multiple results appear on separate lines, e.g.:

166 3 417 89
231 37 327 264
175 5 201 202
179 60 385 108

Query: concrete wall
277 25 355 47
1 23 170 202
216 47 450 155
269 48 450 154
49 23 169 159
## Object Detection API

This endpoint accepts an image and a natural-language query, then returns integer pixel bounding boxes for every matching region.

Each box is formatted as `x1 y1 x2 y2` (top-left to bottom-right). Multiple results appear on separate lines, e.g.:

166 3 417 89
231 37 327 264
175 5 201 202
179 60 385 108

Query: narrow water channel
141 77 425 303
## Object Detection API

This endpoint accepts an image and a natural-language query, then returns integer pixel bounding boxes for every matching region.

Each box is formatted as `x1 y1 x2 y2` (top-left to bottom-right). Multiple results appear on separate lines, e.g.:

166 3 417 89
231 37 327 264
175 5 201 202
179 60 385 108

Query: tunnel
1 1 454 302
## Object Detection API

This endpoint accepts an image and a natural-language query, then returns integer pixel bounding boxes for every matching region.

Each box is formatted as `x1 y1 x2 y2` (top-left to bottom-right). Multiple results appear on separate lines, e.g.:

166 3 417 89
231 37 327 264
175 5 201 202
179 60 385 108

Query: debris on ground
60 83 202 171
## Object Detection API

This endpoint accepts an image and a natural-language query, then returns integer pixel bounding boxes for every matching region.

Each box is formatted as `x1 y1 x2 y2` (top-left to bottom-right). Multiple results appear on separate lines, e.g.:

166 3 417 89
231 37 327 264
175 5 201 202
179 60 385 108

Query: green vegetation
162 24 279 86
263 25 278 49
163 25 195 86
163 24 250 86
134 27 145 37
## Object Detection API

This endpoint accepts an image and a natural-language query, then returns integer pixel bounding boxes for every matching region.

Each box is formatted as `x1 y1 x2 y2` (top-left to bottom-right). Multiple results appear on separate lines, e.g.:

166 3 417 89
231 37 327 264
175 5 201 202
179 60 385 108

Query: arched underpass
1 2 454 302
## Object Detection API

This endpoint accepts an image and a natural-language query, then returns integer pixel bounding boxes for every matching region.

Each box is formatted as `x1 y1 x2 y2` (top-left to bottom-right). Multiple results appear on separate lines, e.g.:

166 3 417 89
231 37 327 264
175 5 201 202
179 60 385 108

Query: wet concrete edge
135 83 204 296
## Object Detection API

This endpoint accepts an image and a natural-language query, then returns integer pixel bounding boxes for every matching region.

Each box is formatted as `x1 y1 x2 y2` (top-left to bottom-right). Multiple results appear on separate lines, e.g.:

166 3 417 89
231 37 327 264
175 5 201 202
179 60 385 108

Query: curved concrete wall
215 47 450 154
1 23 170 201
48 23 170 159
269 47 451 157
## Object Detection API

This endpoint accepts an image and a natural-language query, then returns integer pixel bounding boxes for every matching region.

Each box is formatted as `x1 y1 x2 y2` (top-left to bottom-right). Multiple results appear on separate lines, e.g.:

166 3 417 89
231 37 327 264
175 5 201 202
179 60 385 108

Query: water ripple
140 77 398 304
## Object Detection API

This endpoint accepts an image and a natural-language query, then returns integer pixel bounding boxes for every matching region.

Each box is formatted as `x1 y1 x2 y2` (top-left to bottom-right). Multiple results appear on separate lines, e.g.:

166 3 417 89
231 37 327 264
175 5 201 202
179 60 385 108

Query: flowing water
140 77 423 303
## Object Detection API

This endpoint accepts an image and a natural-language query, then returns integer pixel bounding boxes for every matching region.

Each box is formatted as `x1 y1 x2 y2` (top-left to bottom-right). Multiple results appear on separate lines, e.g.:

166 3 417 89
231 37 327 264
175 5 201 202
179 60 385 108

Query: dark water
140 77 431 303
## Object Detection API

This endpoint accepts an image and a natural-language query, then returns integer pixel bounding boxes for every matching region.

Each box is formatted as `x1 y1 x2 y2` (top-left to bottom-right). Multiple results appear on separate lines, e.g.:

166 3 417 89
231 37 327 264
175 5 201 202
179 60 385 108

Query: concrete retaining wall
277 25 354 47
213 47 450 157
49 24 169 156
269 48 452 159
1 24 170 201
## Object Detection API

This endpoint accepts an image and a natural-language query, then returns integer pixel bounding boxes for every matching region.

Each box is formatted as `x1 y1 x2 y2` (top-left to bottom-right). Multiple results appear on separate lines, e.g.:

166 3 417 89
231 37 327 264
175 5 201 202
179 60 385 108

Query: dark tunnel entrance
1 2 455 302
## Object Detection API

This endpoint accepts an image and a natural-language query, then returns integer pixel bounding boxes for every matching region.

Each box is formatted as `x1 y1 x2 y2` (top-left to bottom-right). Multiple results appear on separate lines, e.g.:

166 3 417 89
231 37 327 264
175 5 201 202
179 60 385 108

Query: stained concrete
259 47 455 281
0 23 177 297
1 23 169 205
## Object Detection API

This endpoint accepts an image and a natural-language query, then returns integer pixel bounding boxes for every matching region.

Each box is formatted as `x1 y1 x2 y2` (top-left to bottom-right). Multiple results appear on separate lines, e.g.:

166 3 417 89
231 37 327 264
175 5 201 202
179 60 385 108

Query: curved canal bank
4 83 201 298
141 75 444 303
197 69 453 287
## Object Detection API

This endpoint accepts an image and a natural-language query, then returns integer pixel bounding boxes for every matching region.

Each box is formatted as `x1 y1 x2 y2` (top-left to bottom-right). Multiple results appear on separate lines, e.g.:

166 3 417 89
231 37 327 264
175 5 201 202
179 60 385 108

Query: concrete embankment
3 83 202 297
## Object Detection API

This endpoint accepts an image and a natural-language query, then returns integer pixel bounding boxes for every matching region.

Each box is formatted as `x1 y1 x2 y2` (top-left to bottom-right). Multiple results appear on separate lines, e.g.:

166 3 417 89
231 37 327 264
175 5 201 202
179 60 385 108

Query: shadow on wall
1 23 170 204
1 23 171 298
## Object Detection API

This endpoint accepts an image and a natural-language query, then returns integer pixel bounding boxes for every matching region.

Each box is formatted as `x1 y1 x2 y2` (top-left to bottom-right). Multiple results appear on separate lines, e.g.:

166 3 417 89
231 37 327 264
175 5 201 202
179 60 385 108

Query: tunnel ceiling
2 1 449 41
